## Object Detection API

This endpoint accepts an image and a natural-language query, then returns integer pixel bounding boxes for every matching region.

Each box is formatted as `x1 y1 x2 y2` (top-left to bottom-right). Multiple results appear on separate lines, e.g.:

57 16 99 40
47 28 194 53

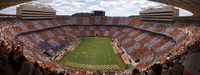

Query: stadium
0 0 200 75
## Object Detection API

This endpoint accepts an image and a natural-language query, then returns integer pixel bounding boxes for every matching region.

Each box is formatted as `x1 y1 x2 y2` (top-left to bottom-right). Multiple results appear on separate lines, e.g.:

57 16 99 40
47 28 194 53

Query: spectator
39 66 46 75
17 62 33 75
150 64 162 75
8 51 15 67
14 55 26 73
58 72 65 75
0 55 13 75
0 40 6 49
183 51 200 75
132 68 141 75
32 62 42 75
48 71 57 75
143 71 148 75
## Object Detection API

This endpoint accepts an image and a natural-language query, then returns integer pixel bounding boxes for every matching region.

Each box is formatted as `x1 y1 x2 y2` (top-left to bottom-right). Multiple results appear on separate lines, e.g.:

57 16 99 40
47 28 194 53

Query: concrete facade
16 4 56 19
140 6 179 21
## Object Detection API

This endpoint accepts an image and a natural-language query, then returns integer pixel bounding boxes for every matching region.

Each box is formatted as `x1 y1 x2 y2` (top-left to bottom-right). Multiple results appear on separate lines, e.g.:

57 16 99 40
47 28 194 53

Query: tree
71 12 92 17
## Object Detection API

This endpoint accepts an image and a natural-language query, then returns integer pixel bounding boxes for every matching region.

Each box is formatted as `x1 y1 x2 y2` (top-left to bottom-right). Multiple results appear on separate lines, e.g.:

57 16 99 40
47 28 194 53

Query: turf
58 37 125 71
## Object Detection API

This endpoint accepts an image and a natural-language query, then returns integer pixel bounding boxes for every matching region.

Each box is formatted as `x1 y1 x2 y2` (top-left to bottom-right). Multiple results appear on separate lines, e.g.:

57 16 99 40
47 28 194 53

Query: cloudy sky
0 0 193 16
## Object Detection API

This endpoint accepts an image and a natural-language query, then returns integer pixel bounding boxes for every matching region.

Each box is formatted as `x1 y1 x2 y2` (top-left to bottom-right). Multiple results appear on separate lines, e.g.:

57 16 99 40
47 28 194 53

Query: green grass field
58 37 125 71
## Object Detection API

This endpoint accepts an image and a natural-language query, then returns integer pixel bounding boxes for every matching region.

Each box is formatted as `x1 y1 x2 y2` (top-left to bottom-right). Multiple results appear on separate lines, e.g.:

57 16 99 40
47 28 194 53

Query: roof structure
150 0 200 16
0 0 200 17
0 0 32 10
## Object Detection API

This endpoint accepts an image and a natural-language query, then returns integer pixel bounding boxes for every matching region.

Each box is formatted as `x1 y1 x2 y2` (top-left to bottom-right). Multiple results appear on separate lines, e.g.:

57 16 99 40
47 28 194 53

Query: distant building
140 6 179 22
16 3 56 19
92 10 105 16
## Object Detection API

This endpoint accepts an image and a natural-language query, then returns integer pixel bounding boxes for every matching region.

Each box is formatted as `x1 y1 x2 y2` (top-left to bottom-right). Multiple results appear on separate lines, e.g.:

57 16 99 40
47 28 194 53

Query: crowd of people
0 38 71 75
1 34 199 75
0 37 133 75
132 40 200 75
0 18 200 75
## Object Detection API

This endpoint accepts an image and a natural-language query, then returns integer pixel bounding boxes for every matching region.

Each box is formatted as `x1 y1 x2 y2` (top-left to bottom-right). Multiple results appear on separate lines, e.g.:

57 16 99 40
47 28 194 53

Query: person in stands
183 50 200 75
32 62 42 75
17 61 33 75
132 68 141 75
0 54 13 75
149 64 163 75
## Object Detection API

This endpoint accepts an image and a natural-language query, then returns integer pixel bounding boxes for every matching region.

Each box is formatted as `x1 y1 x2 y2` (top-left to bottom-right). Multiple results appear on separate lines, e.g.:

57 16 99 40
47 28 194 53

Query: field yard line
58 37 125 71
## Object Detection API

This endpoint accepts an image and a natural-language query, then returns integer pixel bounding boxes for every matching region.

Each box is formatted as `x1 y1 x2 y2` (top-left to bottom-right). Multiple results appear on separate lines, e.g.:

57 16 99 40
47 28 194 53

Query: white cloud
71 2 86 8
0 6 16 14
89 5 104 11
178 8 193 16
37 0 52 3
107 7 132 16
85 0 96 2
100 1 117 7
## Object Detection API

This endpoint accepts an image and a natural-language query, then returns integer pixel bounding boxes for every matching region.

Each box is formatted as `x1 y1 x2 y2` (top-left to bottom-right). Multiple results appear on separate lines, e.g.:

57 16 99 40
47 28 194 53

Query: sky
0 0 193 17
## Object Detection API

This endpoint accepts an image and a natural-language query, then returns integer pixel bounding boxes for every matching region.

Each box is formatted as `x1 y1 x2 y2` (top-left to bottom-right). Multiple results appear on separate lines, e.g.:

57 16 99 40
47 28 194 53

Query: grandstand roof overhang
1 0 200 17
150 0 200 17
0 0 32 10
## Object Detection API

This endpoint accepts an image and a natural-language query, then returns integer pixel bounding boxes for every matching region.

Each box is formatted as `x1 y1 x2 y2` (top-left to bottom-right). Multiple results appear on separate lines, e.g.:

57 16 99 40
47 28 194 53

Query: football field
58 37 125 71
